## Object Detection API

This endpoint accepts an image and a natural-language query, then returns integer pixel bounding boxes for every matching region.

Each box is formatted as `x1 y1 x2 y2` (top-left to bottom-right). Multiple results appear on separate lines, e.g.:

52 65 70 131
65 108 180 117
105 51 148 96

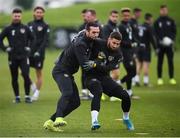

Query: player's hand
83 60 96 71
34 52 40 57
131 42 138 47
6 47 12 53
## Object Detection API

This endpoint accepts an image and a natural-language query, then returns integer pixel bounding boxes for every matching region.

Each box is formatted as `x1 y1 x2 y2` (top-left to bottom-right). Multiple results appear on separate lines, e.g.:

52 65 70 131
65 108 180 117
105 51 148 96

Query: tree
16 0 34 10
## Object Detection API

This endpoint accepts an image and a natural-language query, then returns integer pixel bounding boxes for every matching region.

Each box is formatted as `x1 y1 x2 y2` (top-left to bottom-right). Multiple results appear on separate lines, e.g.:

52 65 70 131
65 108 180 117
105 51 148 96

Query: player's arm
170 19 177 41
26 26 36 54
149 26 157 50
0 27 9 51
74 42 93 70
95 54 123 73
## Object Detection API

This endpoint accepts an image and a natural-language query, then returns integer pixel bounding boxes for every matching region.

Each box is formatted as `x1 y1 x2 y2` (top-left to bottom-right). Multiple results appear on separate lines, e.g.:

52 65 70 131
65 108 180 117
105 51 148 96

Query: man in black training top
135 13 157 86
28 6 50 101
0 8 35 103
117 8 137 98
43 22 100 132
83 31 134 131
102 9 120 101
154 5 177 85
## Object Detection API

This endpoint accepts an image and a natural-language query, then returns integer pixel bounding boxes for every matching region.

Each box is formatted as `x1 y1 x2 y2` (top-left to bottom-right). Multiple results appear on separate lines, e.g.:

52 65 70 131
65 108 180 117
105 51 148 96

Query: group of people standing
0 4 177 133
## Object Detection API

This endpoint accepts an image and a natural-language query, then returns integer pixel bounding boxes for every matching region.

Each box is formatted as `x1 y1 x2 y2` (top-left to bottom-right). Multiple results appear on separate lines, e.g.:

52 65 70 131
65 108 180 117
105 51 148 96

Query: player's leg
121 60 136 97
52 71 76 127
86 77 102 130
143 61 150 86
102 77 134 130
157 47 164 85
166 47 176 84
9 59 20 103
110 67 121 101
31 68 42 101
80 69 92 100
20 58 31 103
134 49 143 86
31 58 44 101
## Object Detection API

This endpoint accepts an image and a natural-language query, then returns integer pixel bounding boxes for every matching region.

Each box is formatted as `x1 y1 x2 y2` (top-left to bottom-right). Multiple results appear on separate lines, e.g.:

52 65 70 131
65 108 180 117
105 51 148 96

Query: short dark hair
121 8 131 13
81 9 87 14
160 4 167 9
133 8 142 13
34 6 45 12
145 13 152 20
110 31 122 40
87 9 96 16
110 10 119 15
85 22 99 31
12 8 22 14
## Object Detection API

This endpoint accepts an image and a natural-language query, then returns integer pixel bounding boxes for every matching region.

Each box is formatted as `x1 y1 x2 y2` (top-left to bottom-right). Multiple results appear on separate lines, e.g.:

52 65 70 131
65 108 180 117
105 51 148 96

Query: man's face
12 13 22 23
108 38 121 50
160 7 168 16
86 26 100 40
85 11 96 23
134 11 141 19
122 11 131 22
109 13 119 24
34 9 44 20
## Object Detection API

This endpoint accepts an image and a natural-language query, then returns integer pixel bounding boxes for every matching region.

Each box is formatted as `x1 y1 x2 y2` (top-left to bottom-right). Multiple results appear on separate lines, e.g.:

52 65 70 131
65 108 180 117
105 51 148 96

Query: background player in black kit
0 8 35 103
135 13 157 86
83 32 134 131
102 10 121 101
43 22 100 132
118 8 137 98
154 5 177 85
27 6 50 101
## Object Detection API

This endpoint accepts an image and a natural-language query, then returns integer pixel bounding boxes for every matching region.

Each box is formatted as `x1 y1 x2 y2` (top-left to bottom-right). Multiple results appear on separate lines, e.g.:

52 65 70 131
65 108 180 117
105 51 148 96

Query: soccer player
79 9 103 100
83 31 134 130
135 13 157 86
27 6 50 101
43 22 100 132
118 8 137 97
102 10 120 101
154 5 177 85
79 9 88 31
0 8 35 103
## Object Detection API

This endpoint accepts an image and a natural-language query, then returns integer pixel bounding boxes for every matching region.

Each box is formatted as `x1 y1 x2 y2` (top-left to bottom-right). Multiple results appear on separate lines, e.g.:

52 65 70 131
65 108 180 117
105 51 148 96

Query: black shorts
29 57 44 69
137 48 151 62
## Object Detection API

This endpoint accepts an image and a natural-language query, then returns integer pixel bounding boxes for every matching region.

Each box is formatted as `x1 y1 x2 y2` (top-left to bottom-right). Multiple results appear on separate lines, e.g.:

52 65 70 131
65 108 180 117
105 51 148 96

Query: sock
127 89 132 96
144 75 149 84
135 75 140 83
123 112 129 120
33 89 39 98
31 83 37 93
91 110 99 124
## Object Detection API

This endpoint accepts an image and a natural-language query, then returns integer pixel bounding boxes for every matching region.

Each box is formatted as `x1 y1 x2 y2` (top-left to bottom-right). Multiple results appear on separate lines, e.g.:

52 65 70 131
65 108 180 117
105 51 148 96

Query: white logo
37 26 43 31
108 56 114 61
11 30 15 36
20 28 25 34
64 74 69 77
159 22 162 28
167 21 171 26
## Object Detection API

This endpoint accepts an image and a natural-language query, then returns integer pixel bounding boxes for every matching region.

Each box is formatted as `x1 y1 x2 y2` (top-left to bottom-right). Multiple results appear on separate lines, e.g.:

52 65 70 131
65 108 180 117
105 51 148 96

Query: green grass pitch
0 0 180 137
0 49 180 137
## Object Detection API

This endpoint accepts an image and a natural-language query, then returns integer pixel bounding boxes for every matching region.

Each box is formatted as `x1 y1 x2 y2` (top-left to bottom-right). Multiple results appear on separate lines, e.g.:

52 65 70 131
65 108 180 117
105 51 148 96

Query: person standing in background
154 5 177 85
28 6 50 101
0 8 35 103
